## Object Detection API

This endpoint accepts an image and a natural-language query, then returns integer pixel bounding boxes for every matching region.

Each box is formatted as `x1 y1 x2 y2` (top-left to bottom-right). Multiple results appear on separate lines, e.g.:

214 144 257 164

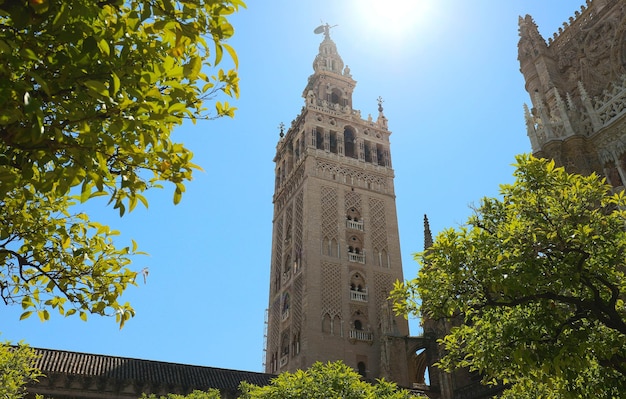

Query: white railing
279 355 288 367
281 309 290 322
349 330 373 342
346 220 364 231
350 290 368 302
348 253 365 264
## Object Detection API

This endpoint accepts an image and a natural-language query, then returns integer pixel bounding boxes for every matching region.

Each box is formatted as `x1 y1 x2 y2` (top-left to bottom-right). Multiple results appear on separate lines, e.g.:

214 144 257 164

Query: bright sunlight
351 0 432 40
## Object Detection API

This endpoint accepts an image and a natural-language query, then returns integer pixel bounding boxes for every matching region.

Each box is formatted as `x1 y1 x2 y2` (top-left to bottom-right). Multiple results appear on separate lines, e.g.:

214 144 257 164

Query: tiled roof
31 347 274 392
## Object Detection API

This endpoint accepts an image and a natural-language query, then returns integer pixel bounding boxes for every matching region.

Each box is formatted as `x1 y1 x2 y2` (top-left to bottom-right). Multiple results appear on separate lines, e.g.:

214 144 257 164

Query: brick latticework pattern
321 261 342 318
273 214 283 291
285 203 293 248
374 272 392 325
294 190 304 263
344 190 362 213
369 197 388 254
321 186 338 241
293 274 303 330
269 295 280 359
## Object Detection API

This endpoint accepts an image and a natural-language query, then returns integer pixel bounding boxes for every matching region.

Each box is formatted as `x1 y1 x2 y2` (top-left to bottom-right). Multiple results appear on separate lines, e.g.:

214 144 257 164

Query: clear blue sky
2 0 585 373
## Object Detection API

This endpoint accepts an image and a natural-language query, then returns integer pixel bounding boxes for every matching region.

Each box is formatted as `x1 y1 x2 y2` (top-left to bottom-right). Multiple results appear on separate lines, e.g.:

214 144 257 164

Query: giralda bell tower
264 25 410 383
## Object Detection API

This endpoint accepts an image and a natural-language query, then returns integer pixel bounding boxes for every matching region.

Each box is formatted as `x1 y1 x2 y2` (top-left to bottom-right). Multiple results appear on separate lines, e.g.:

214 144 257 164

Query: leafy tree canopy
0 341 42 399
239 361 424 399
392 155 626 398
0 0 244 327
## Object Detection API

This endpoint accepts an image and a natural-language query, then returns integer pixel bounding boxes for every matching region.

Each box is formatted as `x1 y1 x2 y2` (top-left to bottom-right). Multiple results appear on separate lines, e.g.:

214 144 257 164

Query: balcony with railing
346 219 364 231
350 289 368 302
349 329 373 343
348 252 365 264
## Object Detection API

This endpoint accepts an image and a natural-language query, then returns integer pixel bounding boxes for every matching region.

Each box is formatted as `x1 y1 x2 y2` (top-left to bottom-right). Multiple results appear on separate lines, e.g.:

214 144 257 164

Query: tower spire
311 23 344 75
423 214 433 250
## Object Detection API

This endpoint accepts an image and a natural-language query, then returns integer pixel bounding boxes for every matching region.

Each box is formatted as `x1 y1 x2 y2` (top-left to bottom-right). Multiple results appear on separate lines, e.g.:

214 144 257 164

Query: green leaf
19 311 33 320
37 309 50 322
223 43 238 68
168 102 187 114
183 56 203 80
173 186 182 204
83 80 109 97
98 39 110 56
111 72 121 95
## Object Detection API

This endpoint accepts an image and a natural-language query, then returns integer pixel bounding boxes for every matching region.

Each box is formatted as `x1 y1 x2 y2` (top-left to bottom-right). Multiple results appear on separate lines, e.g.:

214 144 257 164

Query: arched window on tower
364 141 372 163
280 333 290 367
322 313 332 334
330 131 338 153
292 331 300 356
381 249 389 268
333 315 342 335
323 237 339 258
374 248 381 266
316 128 324 150
330 88 342 105
357 361 367 379
346 207 363 231
322 237 330 256
274 267 281 292
344 127 356 158
350 272 367 302
282 292 290 321
349 310 372 342
376 144 386 166
347 236 365 263
284 254 292 282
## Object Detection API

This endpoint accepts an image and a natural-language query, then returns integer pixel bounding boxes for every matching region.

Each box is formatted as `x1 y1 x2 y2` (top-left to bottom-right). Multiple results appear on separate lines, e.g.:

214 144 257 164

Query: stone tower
518 0 626 186
264 25 410 384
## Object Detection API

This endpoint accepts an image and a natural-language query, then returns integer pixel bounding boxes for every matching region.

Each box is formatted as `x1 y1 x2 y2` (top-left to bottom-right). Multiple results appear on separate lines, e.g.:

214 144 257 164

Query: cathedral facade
519 0 626 184
263 25 413 385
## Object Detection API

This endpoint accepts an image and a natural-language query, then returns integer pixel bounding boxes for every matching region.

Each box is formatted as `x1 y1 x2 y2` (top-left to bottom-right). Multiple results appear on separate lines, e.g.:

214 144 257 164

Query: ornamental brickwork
519 0 626 185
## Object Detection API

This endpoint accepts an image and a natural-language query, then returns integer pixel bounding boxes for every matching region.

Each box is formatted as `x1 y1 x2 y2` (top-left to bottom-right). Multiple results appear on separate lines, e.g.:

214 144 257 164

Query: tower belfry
264 27 410 383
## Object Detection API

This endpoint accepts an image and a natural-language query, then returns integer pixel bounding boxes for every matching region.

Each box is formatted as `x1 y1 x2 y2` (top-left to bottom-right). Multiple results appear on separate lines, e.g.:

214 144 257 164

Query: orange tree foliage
392 155 626 398
0 0 244 327
239 361 424 399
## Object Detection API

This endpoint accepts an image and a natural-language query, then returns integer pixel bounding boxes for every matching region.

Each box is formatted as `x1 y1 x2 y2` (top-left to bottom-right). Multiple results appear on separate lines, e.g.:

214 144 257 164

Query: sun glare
352 0 432 40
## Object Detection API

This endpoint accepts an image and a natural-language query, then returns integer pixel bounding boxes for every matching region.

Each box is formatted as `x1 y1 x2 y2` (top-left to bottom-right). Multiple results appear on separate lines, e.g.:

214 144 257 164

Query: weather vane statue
314 22 337 40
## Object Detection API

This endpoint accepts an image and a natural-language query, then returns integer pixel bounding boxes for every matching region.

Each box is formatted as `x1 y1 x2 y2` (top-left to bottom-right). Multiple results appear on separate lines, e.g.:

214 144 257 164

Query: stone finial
377 96 384 113
278 122 285 138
